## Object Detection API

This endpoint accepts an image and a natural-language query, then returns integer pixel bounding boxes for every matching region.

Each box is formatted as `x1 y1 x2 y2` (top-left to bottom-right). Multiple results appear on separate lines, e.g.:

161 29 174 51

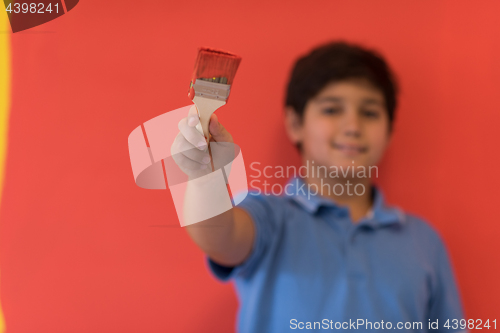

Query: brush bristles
191 47 242 86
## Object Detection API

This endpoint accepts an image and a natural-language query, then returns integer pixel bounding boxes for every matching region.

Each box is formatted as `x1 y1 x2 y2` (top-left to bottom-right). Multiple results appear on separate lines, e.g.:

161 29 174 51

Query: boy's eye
362 110 379 118
322 107 341 115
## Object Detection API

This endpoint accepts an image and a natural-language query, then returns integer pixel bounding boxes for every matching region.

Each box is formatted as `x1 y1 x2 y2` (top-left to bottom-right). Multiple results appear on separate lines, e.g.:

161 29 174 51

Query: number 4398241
5 3 59 14
444 319 496 330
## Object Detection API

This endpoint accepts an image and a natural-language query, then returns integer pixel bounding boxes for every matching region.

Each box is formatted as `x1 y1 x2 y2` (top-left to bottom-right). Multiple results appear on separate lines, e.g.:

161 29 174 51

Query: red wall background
1 0 499 332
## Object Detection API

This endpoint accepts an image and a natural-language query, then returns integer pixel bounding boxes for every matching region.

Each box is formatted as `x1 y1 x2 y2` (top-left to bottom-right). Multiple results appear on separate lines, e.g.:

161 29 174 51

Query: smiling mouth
331 142 368 154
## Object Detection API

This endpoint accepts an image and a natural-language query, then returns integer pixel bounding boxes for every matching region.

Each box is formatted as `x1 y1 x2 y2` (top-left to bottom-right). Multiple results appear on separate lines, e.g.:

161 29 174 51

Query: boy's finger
178 117 208 150
209 114 233 143
177 136 211 164
187 105 199 127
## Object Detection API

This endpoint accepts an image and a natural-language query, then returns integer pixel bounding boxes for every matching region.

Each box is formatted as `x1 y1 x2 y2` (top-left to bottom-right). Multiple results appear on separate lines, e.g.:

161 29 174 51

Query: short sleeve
205 191 278 282
428 238 467 332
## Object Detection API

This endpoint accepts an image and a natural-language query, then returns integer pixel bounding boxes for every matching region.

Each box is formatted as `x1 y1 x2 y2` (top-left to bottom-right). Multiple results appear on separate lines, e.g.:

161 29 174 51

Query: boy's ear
284 106 303 145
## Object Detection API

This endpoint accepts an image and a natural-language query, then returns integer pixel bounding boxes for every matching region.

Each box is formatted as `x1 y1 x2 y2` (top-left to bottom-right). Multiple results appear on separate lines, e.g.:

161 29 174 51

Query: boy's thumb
209 114 233 143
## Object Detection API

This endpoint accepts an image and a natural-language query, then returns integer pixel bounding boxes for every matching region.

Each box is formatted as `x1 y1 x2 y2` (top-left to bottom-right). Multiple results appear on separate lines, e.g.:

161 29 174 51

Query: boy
173 41 466 332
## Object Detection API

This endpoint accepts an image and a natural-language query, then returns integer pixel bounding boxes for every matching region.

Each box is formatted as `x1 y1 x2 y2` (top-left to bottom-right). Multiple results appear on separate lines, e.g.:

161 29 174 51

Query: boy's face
285 78 392 175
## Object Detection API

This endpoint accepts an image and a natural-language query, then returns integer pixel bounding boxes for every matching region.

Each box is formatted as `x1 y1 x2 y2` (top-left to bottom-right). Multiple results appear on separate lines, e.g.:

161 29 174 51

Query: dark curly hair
285 41 399 137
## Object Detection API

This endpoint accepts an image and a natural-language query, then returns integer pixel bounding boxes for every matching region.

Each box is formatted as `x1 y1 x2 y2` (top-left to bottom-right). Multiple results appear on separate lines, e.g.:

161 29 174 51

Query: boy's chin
328 158 372 170
306 156 374 172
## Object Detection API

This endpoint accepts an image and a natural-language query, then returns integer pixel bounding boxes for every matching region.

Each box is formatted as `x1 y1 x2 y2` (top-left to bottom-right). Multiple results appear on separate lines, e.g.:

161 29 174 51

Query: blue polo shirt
205 177 466 333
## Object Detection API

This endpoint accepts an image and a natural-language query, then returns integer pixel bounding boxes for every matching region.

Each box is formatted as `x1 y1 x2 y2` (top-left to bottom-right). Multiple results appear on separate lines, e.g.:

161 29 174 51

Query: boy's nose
342 114 362 138
345 128 361 138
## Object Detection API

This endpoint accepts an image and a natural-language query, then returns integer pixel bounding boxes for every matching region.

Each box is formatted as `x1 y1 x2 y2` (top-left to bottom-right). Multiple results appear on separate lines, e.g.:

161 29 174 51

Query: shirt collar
284 176 405 227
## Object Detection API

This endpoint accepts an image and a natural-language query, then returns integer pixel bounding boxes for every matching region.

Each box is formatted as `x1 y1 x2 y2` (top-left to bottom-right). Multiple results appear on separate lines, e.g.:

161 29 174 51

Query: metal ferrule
192 79 231 101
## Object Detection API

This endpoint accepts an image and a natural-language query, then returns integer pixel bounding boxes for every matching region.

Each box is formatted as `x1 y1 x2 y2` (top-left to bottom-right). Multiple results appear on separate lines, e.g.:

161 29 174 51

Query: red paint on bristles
188 47 242 100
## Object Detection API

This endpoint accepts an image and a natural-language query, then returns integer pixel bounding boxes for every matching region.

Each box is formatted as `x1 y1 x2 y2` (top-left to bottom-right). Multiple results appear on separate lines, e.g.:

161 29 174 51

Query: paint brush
188 48 242 144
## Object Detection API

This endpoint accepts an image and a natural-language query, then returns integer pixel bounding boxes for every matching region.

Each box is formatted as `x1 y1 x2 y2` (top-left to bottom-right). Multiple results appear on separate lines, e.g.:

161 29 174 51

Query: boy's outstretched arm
185 207 255 267
171 106 255 267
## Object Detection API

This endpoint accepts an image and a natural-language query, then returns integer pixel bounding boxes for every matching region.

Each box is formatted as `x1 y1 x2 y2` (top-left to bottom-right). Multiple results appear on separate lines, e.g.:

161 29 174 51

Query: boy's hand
171 105 234 179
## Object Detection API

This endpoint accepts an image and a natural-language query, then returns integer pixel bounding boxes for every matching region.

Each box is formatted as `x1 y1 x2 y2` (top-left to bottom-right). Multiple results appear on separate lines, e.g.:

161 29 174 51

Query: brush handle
192 96 226 141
